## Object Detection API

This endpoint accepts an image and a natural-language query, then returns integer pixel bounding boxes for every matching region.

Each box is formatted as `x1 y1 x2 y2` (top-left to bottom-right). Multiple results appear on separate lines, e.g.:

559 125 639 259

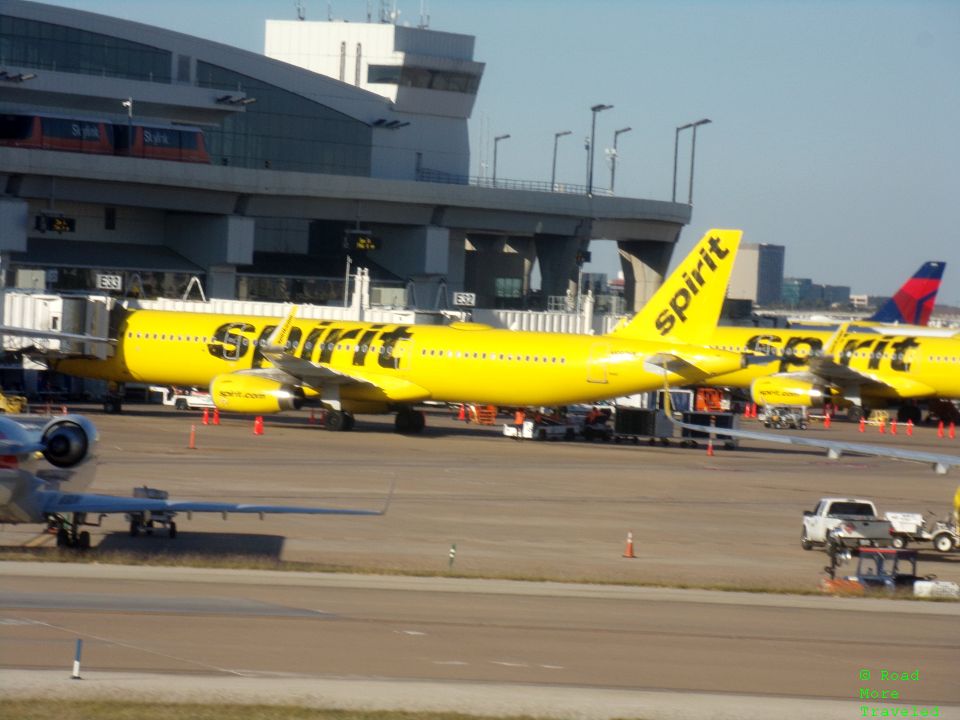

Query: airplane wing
673 419 960 475
806 356 935 398
645 350 744 382
43 492 390 516
252 308 431 402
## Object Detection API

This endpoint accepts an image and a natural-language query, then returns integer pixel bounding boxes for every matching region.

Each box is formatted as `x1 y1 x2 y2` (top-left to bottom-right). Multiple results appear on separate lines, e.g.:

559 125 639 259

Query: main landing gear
394 408 425 434
49 513 94 550
324 410 355 432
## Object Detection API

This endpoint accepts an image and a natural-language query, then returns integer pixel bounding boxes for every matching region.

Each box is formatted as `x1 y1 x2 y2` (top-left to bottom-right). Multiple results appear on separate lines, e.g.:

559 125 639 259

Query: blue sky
50 0 960 302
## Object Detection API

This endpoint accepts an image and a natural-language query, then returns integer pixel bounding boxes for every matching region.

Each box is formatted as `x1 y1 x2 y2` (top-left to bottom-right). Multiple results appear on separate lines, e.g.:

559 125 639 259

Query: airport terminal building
0 0 690 312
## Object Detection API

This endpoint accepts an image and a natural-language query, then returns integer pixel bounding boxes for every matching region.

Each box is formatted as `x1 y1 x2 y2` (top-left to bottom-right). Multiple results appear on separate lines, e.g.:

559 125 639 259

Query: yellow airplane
703 322 960 423
47 229 745 432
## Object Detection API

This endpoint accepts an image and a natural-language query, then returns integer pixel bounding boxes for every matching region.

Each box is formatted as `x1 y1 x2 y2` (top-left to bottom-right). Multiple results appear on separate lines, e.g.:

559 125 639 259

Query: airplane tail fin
264 306 299 352
608 228 742 343
868 261 945 326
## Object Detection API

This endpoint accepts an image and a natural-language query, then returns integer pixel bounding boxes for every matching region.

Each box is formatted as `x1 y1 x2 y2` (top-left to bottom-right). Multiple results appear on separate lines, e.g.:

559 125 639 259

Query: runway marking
396 630 427 636
490 660 528 668
539 664 564 670
13 617 250 677
432 660 468 666
0 618 42 626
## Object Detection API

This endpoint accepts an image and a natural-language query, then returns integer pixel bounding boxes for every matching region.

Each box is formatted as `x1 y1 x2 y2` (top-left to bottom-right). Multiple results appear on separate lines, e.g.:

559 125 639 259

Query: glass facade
0 15 171 83
368 65 480 94
197 61 372 175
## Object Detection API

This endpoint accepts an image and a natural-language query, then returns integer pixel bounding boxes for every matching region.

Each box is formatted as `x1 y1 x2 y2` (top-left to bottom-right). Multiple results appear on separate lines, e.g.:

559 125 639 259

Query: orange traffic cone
938 421 944 439
213 408 220 426
202 408 209 425
60 405 68 415
457 404 465 421
622 531 636 559
824 412 831 430
706 436 715 456
858 417 866 433
253 416 264 435
890 420 897 435
906 419 914 437
188 424 197 450
951 422 956 440
878 418 886 434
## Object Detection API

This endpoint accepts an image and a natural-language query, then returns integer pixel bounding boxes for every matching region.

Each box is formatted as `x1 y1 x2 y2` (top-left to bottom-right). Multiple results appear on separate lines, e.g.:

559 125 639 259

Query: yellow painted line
23 532 55 548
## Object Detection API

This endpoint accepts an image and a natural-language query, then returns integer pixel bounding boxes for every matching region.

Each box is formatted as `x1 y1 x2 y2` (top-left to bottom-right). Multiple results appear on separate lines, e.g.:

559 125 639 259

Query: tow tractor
126 486 178 538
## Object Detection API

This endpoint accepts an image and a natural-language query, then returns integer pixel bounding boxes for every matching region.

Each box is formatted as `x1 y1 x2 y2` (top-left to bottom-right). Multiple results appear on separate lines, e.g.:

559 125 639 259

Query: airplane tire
344 413 356 431
56 528 69 547
326 411 347 432
410 411 425 433
129 521 139 537
169 522 178 539
78 531 90 550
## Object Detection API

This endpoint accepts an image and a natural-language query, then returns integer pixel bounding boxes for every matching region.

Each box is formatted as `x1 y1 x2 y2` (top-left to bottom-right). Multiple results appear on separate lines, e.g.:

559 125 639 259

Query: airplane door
587 343 610 383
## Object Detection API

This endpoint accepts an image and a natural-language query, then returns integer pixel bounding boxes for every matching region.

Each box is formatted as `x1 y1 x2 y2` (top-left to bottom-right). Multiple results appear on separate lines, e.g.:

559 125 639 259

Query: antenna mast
296 0 306 20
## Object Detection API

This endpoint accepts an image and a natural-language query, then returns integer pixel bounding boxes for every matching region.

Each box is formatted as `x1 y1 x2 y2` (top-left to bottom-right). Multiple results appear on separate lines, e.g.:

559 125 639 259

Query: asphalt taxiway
1 406 959 716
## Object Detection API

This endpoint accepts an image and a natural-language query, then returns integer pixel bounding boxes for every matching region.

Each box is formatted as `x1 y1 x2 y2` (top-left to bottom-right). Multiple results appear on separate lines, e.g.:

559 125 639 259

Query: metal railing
416 168 613 196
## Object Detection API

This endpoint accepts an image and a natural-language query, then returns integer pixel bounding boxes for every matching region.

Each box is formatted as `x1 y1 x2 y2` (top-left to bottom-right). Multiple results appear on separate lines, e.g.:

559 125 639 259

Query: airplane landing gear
395 409 425 434
51 514 92 550
325 410 355 431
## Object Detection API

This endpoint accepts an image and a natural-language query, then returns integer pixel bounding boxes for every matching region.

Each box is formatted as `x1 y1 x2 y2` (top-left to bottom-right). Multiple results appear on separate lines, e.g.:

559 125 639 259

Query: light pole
609 126 632 194
551 130 571 191
492 133 510 187
672 118 710 203
586 103 612 196
121 97 133 156
687 118 711 205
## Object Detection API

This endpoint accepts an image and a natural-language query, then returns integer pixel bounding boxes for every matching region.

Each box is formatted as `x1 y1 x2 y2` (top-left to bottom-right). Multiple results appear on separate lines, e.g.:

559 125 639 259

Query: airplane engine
210 374 304 414
41 416 98 468
751 376 830 408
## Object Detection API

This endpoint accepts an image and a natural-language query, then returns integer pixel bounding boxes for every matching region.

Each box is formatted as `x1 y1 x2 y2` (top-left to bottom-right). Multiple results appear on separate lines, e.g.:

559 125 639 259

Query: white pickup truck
156 386 215 411
801 498 893 551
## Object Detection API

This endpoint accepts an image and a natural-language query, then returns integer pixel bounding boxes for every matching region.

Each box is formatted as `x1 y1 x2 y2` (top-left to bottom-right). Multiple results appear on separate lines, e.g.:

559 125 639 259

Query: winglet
868 261 945 326
264 306 299 352
608 229 742 343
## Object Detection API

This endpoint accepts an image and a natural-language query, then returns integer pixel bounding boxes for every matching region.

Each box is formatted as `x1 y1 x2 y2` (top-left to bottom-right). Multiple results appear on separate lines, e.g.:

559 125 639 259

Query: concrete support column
505 236 536 296
165 214 254 299
533 234 582 303
373 224 454 309
617 239 676 313
464 233 521 308
206 265 238 299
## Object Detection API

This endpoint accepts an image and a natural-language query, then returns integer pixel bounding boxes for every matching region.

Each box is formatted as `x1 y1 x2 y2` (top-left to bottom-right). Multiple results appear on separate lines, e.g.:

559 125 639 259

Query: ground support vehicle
801 498 893 552
820 547 960 598
678 411 738 449
126 487 178 538
885 512 929 549
926 520 959 553
158 386 216 411
502 419 578 441
759 405 808 430
612 407 674 445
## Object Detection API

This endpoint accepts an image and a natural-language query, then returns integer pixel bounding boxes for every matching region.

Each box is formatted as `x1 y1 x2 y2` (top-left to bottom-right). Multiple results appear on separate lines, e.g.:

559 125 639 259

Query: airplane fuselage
54 311 738 408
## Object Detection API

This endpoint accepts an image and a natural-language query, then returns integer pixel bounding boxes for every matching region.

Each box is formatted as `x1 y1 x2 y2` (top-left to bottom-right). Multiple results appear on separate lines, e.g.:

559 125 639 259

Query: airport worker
514 407 526 441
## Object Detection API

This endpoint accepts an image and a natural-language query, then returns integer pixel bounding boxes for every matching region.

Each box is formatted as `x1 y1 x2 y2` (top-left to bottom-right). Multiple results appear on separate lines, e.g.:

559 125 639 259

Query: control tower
265 8 483 178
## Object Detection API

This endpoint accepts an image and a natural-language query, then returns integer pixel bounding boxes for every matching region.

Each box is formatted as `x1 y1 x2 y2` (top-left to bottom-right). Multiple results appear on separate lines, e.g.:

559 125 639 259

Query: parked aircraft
28 229 747 433
0 414 387 550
